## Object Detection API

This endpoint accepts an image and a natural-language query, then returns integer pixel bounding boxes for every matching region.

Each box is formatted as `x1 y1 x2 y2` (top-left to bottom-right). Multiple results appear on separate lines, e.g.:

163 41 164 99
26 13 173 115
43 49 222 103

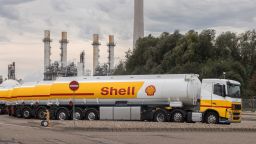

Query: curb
58 127 256 132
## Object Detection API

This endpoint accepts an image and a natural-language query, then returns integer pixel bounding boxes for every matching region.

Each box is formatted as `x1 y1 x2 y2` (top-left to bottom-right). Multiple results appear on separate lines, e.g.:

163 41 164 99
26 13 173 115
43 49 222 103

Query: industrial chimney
43 30 52 72
133 0 144 49
92 34 100 75
60 32 68 67
107 35 115 72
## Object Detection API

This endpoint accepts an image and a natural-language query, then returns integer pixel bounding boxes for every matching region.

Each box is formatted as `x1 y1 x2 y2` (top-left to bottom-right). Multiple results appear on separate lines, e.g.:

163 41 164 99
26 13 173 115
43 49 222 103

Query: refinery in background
43 31 116 80
0 0 144 83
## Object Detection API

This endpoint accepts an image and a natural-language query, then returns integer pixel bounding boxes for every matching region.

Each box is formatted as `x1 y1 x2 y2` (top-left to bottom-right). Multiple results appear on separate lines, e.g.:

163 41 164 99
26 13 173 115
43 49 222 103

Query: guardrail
242 99 256 112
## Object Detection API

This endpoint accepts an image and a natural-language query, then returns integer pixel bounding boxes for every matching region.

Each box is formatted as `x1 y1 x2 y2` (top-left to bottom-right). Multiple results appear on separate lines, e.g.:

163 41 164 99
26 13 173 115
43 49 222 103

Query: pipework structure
0 75 3 84
8 62 16 80
60 32 68 68
43 30 52 72
107 35 115 73
43 30 77 80
133 0 144 49
92 34 100 76
77 51 85 76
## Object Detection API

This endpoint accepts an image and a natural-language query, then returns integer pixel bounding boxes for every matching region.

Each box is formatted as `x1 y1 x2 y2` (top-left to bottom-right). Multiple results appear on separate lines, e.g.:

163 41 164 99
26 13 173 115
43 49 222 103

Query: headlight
232 104 241 110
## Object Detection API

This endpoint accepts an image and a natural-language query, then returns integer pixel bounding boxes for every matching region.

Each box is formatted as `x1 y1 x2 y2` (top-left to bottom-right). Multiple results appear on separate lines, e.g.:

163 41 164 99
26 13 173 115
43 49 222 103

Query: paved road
0 123 256 144
0 114 256 144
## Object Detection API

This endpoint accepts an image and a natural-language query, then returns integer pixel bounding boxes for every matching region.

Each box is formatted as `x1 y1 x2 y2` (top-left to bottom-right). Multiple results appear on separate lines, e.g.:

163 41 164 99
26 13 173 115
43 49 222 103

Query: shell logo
145 85 156 96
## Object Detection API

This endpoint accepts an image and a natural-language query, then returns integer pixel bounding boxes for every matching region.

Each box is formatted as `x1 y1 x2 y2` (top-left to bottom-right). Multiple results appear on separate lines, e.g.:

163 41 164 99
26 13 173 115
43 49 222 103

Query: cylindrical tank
52 74 201 106
1 74 201 107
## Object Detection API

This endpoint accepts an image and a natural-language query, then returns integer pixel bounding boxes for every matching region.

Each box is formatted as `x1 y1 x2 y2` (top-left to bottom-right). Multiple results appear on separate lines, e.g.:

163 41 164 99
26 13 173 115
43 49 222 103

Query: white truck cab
200 79 241 124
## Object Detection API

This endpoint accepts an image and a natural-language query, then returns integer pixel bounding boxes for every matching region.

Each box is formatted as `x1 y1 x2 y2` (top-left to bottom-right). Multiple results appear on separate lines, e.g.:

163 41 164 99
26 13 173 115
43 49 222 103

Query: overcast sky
0 0 256 81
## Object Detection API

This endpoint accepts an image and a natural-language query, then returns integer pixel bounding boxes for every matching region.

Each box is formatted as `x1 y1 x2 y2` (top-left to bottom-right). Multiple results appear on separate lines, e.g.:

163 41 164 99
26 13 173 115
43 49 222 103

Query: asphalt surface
0 113 255 144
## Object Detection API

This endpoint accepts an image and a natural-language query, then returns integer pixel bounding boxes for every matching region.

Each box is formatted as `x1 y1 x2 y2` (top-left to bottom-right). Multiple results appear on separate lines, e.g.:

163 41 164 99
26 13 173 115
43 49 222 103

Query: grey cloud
1 0 256 81
0 6 19 20
145 0 256 32
0 35 10 42
0 0 35 20
0 0 35 5
51 0 71 12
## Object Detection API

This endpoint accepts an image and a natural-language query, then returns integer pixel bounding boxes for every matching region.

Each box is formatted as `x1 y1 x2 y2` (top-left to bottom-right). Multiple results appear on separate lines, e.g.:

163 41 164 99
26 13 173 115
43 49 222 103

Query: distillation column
60 32 68 67
43 30 52 72
107 35 115 72
92 34 100 75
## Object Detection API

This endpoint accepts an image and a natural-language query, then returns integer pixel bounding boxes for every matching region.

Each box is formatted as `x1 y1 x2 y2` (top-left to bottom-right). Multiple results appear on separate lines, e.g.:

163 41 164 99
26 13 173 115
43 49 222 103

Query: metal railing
242 99 256 112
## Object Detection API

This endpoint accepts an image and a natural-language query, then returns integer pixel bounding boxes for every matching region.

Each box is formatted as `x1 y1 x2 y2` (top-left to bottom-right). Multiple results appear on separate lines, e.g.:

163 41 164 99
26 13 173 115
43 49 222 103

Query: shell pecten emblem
145 85 156 96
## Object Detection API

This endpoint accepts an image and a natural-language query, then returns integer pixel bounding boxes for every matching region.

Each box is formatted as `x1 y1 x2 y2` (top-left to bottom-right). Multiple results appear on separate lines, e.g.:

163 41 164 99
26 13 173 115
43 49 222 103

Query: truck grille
233 112 240 116
232 104 241 110
233 117 240 120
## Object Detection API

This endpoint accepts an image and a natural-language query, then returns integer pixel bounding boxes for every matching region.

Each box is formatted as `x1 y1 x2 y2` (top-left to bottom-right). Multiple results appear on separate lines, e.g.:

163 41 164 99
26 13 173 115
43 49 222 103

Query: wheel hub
208 115 217 124
74 112 81 120
173 112 183 122
156 113 165 122
88 112 96 120
59 112 66 120
39 111 46 119
23 111 30 117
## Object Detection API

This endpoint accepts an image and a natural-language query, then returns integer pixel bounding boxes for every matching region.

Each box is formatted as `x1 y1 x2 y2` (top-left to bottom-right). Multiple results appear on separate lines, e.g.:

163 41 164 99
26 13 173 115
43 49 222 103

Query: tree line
113 29 256 98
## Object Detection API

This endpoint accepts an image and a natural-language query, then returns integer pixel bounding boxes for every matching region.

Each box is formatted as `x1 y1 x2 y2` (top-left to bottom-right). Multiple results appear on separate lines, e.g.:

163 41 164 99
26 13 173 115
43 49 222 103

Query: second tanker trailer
0 74 241 124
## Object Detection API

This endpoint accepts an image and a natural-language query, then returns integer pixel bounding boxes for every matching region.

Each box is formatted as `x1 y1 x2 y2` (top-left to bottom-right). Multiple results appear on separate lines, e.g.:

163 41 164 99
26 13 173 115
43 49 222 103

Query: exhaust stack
107 35 115 72
60 32 68 67
92 34 100 75
43 30 52 72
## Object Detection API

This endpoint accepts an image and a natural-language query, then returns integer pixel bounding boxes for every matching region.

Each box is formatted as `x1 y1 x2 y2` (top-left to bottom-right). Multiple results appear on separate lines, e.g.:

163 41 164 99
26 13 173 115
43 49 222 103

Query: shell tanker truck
0 74 241 124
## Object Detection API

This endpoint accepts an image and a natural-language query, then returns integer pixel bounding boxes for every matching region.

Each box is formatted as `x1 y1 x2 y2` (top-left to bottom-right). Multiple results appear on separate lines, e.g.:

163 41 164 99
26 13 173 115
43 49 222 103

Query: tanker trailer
5 74 241 124
8 74 203 123
0 80 20 114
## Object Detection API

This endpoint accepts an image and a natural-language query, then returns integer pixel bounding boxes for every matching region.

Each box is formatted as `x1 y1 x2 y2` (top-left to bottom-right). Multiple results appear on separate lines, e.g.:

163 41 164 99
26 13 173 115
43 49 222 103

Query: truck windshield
227 83 240 98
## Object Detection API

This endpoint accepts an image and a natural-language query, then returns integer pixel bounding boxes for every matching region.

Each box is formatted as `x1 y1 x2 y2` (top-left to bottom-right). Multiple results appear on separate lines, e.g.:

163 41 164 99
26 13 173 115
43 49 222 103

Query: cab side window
213 84 225 96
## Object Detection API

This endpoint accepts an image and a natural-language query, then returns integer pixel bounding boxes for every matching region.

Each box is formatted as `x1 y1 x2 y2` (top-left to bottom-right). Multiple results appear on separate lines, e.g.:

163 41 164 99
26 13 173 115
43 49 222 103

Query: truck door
212 83 226 107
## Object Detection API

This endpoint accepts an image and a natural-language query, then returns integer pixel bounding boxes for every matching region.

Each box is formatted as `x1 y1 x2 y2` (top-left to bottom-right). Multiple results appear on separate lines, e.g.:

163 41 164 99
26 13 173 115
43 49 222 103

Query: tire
22 108 32 119
15 108 22 118
205 112 219 124
72 108 84 120
56 108 69 120
37 108 47 120
41 120 49 127
85 109 99 121
153 110 168 122
171 110 185 122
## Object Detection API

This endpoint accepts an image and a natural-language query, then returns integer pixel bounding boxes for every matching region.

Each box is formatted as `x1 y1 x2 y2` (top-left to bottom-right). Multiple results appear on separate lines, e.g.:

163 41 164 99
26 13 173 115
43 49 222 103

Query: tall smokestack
107 35 115 72
133 0 144 49
92 34 100 75
60 32 68 67
43 30 52 72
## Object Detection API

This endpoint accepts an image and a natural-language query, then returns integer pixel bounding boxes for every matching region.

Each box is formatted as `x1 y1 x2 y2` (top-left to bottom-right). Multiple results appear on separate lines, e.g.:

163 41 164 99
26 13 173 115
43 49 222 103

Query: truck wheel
41 120 49 127
153 110 167 122
171 110 185 122
85 109 99 121
22 108 32 119
15 108 22 118
205 112 219 124
37 108 47 120
56 109 69 120
72 108 84 120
